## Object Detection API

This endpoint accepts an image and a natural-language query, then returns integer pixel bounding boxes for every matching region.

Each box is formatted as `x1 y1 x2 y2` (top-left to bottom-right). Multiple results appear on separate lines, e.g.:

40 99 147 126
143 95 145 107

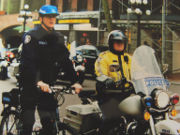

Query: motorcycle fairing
155 119 180 135
131 45 169 95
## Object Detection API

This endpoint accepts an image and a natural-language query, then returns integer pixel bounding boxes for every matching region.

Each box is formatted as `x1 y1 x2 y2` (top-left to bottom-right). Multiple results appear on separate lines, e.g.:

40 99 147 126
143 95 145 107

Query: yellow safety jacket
67 43 71 51
95 50 131 82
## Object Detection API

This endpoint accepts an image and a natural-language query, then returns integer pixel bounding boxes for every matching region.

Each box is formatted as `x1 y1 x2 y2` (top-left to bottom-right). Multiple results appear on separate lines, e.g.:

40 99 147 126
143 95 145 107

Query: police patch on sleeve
24 35 31 44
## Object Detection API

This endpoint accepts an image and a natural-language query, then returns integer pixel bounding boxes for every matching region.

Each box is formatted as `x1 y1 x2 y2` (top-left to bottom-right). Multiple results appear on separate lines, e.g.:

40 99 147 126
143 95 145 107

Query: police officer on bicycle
20 5 82 135
95 30 133 135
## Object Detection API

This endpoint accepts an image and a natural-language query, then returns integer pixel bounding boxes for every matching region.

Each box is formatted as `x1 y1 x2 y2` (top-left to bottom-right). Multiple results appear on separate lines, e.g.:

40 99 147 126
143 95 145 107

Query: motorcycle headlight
154 90 170 109
77 55 83 62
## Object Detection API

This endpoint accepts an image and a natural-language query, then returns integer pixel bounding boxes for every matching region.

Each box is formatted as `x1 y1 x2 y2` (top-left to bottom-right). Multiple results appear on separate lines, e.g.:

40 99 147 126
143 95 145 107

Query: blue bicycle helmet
39 5 59 16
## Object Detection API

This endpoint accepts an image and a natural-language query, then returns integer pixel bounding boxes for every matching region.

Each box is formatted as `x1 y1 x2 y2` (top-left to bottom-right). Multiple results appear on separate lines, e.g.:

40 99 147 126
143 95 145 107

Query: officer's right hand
104 78 115 88
37 81 51 93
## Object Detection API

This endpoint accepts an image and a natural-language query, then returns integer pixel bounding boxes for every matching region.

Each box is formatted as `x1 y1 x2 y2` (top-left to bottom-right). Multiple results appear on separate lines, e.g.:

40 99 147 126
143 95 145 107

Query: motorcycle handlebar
104 87 134 94
37 85 75 95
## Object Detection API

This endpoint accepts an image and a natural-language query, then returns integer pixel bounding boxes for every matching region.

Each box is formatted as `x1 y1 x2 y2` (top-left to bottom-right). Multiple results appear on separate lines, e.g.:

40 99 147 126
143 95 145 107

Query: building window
63 0 72 12
51 0 57 6
170 1 180 15
26 0 46 12
93 0 100 11
77 0 87 11
112 0 120 19
151 1 161 14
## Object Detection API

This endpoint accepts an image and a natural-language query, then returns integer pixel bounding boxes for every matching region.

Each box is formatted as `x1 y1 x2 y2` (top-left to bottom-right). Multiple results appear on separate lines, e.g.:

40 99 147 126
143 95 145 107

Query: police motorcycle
71 50 86 84
64 45 180 135
8 44 22 84
69 41 86 84
0 47 18 80
119 45 180 135
58 41 86 84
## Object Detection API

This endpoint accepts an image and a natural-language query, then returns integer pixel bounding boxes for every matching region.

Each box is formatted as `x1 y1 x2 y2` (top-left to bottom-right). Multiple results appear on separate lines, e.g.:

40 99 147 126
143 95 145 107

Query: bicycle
0 86 78 135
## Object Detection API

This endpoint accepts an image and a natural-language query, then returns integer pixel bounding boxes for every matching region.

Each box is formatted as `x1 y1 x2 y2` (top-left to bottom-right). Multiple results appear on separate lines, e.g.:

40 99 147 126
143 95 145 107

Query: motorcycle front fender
75 65 85 72
155 119 180 135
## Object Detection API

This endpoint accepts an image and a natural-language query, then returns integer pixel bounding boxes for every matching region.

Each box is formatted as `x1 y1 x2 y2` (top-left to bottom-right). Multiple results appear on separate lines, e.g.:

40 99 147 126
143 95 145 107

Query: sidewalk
167 73 180 85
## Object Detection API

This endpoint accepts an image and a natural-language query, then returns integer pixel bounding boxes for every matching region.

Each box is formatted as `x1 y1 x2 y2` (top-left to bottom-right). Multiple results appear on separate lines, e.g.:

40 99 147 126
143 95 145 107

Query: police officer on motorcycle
20 5 82 135
95 30 133 134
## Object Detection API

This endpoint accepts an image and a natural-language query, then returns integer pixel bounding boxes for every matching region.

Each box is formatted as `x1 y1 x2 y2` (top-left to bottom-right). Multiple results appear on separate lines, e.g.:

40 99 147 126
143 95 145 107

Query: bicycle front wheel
57 123 78 135
0 111 21 135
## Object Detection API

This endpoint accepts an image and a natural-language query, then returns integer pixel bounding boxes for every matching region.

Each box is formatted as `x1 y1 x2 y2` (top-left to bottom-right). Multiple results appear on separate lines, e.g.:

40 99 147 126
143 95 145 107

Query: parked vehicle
0 57 8 80
76 45 99 76
64 45 180 135
8 44 22 83
5 48 18 63
8 58 20 79
0 47 20 80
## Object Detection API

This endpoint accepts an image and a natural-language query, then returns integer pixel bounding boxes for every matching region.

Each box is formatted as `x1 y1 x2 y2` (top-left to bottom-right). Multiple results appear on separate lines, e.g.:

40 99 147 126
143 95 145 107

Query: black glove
104 78 116 89
96 78 115 96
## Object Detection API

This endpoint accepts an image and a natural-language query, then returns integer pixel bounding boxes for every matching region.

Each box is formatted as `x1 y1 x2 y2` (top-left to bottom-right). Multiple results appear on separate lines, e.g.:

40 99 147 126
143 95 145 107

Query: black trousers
98 97 123 135
21 107 56 135
98 92 132 135
20 89 58 135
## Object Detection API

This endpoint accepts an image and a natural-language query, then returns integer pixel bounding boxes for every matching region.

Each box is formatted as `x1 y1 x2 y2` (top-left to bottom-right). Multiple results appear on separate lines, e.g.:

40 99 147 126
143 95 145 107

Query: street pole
97 0 101 46
23 17 26 32
102 0 112 32
20 0 25 11
127 12 130 52
137 15 141 47
7 0 10 14
0 0 4 11
162 0 166 66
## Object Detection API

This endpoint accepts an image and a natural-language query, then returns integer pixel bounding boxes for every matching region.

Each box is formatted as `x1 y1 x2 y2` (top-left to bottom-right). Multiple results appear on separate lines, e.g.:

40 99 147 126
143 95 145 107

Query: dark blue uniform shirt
20 25 78 92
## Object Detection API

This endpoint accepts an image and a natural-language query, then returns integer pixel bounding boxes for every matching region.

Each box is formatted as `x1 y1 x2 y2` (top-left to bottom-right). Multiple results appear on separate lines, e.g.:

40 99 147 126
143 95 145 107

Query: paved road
0 76 96 121
1 76 180 125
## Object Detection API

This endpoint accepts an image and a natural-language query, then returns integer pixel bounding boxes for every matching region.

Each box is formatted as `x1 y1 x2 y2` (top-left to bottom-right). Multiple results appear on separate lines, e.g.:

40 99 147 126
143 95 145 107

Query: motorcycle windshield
131 45 168 95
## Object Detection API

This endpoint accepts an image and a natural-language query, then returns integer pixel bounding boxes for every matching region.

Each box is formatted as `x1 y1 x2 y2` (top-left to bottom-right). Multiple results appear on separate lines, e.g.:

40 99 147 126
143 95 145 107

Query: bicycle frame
1 86 75 135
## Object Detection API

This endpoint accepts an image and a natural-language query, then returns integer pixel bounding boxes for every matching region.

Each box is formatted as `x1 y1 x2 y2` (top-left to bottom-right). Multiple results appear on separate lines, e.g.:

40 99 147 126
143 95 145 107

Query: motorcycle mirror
162 64 168 74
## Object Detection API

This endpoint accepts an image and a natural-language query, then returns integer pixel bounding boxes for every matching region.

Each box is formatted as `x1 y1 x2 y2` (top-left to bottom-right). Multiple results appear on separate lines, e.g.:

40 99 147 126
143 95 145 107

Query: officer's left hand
71 83 82 94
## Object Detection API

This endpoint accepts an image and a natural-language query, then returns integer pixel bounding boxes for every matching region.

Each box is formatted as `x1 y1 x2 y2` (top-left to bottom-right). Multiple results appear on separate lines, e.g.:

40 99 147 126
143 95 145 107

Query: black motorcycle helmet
108 30 127 55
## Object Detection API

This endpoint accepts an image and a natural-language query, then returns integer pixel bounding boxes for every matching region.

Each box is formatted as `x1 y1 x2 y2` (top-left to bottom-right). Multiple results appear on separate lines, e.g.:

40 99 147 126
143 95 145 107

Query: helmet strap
41 17 53 32
109 41 125 55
